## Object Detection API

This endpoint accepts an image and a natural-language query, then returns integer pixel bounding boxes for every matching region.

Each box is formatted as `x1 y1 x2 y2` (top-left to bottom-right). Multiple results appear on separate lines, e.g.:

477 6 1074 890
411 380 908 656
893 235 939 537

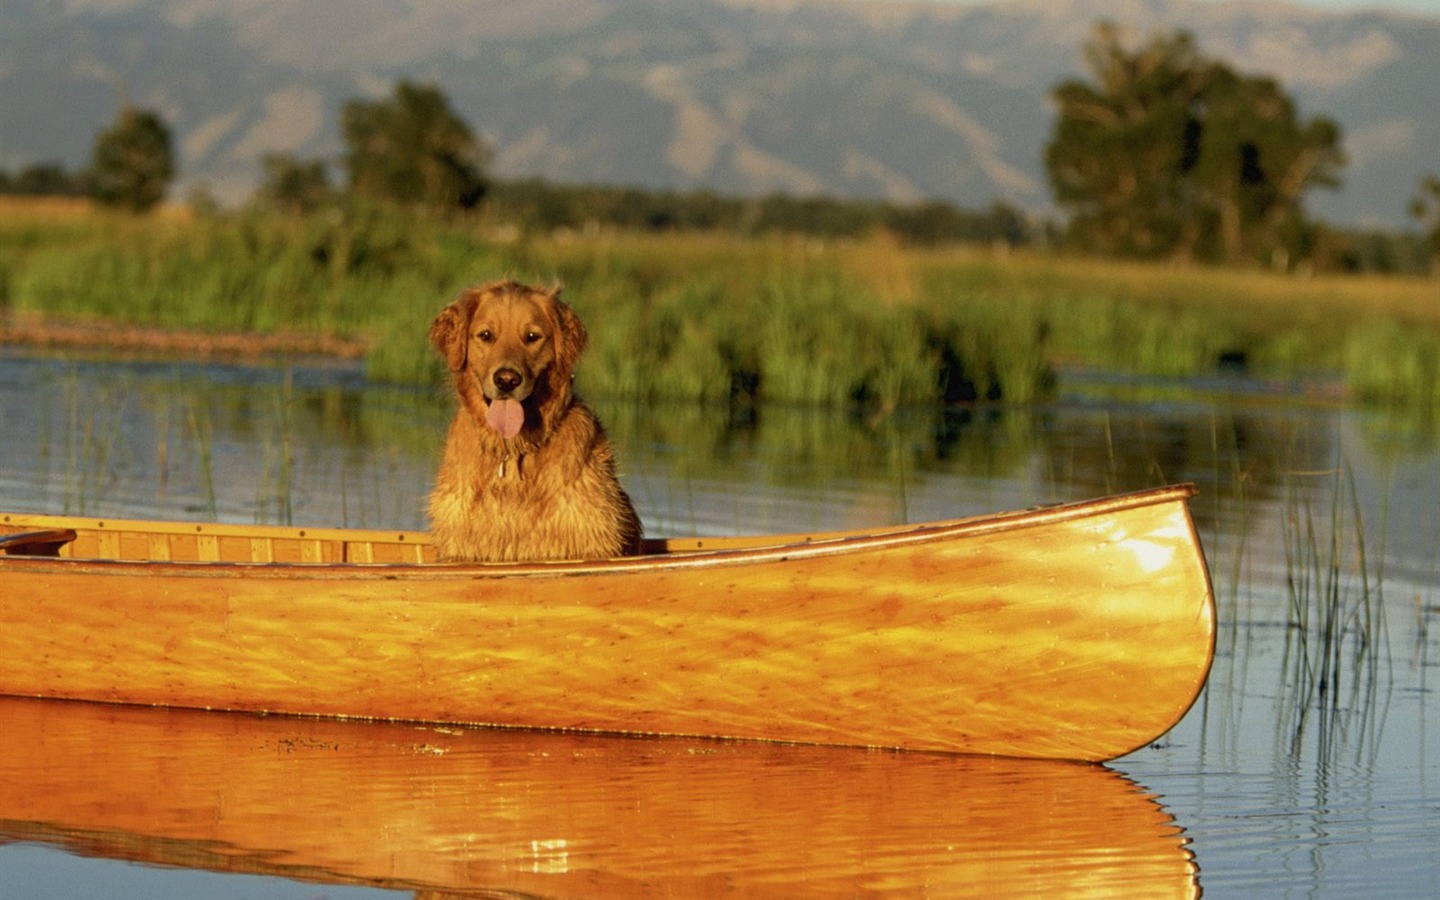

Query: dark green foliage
1046 22 1345 267
341 81 487 213
88 106 175 213
1411 174 1440 264
0 162 91 197
255 154 335 215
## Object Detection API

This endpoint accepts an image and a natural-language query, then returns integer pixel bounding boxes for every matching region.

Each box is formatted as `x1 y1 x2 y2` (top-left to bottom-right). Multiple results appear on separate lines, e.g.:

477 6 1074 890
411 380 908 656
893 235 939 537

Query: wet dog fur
427 280 642 562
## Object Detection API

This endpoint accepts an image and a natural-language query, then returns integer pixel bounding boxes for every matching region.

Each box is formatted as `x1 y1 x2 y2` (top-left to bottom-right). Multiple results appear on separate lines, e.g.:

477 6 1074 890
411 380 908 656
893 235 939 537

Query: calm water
0 348 1436 897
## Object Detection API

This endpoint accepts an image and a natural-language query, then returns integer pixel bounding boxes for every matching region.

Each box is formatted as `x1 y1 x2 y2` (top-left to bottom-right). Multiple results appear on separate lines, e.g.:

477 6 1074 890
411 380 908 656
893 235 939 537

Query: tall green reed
1278 466 1391 767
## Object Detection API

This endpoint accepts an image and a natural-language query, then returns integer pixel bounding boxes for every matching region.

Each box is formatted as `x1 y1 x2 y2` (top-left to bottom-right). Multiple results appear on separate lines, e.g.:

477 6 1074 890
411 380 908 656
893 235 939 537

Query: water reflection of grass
5 201 1438 411
1194 414 1256 760
254 369 296 525
60 371 117 514
181 397 218 518
1279 468 1391 767
596 400 1039 495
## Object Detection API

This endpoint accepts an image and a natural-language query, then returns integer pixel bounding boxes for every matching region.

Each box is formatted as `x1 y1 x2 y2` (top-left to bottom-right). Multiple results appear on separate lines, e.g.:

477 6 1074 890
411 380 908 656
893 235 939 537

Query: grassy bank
2 198 1436 410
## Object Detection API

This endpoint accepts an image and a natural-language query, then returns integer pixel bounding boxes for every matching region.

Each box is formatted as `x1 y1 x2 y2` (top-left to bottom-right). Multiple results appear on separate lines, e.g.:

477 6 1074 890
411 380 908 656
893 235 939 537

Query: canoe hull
0 486 1215 761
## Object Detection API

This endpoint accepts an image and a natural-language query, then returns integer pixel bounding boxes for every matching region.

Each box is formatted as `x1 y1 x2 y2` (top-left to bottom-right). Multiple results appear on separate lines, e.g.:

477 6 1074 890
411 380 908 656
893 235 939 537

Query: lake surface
0 348 1436 898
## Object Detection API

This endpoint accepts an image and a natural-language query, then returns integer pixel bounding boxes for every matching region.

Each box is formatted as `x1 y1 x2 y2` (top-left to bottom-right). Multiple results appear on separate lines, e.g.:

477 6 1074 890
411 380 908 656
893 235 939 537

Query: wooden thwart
0 528 76 556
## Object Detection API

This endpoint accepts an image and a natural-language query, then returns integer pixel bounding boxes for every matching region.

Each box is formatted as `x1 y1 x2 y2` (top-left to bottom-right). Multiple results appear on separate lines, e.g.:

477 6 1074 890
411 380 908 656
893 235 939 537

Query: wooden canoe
0 696 1200 897
0 484 1215 762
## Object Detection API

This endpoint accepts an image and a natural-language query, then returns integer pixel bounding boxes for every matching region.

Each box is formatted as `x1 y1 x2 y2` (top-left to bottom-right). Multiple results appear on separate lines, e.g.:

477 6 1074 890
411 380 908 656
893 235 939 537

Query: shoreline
1 311 1353 407
0 312 367 363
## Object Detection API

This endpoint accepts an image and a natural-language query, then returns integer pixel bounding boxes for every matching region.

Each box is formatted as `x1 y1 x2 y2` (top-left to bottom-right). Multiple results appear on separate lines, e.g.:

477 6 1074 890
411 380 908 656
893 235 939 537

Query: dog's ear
549 287 587 378
429 293 475 372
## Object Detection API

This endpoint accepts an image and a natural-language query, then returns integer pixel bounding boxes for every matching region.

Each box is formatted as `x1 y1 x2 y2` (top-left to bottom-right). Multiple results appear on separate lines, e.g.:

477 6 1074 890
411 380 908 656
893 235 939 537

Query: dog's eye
476 329 494 343
524 331 543 344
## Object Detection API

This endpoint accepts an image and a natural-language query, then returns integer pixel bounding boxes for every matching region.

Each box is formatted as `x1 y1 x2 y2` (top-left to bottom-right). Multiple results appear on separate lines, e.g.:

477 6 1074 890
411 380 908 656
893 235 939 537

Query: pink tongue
486 398 525 439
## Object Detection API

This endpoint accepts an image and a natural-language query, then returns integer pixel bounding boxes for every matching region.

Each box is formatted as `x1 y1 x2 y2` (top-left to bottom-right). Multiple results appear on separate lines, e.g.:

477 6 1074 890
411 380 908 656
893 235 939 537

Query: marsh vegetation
2 199 1437 415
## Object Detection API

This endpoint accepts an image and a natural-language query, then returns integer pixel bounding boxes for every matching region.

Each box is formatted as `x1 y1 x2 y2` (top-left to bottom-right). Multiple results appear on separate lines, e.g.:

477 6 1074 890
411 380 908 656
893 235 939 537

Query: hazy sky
1248 0 1438 10
924 0 1440 11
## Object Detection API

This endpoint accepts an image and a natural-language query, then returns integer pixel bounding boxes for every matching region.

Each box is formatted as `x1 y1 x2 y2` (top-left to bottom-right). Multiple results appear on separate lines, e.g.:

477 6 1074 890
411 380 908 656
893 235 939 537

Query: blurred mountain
2 0 1436 227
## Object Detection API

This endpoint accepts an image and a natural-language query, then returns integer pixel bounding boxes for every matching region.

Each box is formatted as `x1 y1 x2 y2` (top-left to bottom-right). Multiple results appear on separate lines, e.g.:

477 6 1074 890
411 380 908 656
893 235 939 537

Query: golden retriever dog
427 280 643 562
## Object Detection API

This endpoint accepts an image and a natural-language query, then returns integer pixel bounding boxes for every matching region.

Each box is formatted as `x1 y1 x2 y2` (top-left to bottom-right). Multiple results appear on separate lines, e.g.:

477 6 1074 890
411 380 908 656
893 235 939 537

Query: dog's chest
476 445 581 500
467 458 601 551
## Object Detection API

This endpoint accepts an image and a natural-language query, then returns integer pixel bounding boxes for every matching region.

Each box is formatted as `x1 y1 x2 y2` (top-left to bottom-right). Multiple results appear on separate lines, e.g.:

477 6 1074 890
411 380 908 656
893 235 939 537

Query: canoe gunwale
0 484 1200 579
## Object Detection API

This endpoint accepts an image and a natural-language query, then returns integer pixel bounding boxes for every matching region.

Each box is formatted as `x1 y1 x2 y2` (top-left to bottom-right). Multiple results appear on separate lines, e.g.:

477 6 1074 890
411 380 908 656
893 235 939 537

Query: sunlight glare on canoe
1096 519 1184 575
1126 536 1178 574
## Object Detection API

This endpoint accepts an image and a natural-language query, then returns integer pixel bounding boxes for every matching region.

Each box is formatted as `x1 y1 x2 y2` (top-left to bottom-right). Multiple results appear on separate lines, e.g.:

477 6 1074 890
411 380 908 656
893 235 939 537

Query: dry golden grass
911 245 1439 329
0 195 96 221
0 195 195 226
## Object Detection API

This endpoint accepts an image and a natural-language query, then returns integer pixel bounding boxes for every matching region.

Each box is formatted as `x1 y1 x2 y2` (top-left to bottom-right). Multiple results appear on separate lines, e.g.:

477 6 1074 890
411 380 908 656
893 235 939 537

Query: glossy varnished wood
0 486 1215 761
0 697 1200 897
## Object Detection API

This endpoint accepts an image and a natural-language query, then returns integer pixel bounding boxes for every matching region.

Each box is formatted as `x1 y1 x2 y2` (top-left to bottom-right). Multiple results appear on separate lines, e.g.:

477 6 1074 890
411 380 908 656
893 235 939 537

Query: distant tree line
2 105 177 212
250 82 1046 245
0 162 93 197
483 180 1048 246
0 81 486 218
3 27 1437 271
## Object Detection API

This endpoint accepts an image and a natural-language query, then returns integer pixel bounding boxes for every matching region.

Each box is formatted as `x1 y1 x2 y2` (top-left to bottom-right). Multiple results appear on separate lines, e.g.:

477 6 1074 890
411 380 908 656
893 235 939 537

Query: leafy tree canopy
341 81 487 213
1046 22 1345 267
254 154 335 215
89 106 176 213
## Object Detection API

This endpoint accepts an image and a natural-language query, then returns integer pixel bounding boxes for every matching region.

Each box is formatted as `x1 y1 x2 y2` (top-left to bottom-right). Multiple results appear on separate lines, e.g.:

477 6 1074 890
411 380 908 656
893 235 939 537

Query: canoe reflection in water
0 698 1199 898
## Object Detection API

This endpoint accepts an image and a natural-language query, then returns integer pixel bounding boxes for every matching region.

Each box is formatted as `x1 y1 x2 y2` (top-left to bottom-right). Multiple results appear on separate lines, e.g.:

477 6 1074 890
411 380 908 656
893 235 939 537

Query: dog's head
429 280 587 440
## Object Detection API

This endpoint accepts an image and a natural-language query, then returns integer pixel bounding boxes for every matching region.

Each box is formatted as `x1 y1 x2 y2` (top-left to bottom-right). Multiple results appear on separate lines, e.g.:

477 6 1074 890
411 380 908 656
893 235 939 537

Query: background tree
1187 68 1344 266
1046 22 1344 267
89 106 175 213
341 81 487 212
1046 23 1211 259
254 153 334 214
1411 174 1440 265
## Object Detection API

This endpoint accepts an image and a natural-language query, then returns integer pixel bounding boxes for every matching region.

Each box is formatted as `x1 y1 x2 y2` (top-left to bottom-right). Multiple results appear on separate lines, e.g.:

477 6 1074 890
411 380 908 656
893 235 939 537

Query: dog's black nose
493 368 523 393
